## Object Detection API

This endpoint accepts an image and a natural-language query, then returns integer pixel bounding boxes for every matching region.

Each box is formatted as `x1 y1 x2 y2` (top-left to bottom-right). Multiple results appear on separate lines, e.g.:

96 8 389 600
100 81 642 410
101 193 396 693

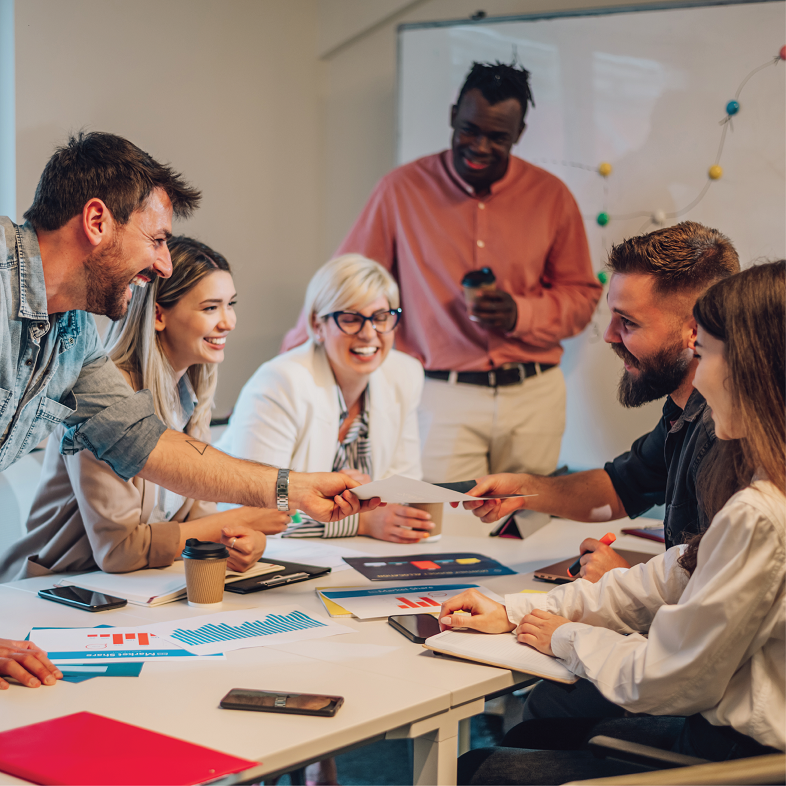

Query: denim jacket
605 389 716 549
0 217 165 479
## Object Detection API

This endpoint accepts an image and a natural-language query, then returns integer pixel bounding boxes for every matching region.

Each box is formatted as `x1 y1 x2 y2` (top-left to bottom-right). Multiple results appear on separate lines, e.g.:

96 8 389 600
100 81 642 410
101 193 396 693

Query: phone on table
38 586 127 612
220 689 344 716
388 613 441 643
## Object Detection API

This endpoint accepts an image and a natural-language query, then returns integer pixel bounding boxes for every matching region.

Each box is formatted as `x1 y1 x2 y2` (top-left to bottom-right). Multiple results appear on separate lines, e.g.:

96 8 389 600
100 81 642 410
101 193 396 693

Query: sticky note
455 558 481 565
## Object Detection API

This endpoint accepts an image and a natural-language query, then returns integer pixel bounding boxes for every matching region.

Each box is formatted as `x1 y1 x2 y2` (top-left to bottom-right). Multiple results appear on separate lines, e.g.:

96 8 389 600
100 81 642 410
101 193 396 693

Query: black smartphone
38 586 127 612
388 613 441 643
220 689 344 716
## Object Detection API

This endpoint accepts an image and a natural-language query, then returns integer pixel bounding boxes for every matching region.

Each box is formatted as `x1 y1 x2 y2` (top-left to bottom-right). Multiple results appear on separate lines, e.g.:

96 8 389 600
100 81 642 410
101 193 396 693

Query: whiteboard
398 1 785 471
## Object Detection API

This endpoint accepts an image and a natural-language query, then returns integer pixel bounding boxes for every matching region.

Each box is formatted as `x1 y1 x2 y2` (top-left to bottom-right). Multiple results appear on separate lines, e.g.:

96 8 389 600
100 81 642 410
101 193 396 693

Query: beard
83 237 154 322
611 339 692 408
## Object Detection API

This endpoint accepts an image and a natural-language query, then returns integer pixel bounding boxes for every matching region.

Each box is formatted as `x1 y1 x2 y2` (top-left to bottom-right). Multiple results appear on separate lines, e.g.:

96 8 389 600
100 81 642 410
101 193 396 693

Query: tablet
534 549 656 584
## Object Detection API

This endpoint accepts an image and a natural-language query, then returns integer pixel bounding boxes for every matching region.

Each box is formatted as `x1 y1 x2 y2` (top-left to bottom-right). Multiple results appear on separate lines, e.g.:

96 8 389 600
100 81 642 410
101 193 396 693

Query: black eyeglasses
323 308 402 335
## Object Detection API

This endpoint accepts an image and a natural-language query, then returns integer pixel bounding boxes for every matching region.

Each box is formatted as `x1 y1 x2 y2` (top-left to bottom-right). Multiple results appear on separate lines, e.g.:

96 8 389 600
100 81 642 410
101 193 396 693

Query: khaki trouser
417 366 566 483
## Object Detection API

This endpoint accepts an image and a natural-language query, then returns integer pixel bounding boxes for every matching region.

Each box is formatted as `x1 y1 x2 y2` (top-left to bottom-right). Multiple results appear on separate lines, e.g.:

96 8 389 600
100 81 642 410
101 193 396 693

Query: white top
506 481 786 751
217 340 424 480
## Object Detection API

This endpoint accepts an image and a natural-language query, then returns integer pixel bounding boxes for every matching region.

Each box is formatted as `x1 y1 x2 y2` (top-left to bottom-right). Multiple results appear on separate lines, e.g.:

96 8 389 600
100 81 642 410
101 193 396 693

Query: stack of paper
57 560 283 606
316 584 502 620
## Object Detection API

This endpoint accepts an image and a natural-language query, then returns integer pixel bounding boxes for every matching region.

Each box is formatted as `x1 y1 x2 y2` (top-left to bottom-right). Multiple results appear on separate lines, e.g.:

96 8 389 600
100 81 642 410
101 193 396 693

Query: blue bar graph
169 610 326 647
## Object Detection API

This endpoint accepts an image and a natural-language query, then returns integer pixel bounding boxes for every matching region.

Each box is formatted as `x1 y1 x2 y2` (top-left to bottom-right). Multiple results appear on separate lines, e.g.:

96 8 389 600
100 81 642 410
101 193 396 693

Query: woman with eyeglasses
218 254 430 542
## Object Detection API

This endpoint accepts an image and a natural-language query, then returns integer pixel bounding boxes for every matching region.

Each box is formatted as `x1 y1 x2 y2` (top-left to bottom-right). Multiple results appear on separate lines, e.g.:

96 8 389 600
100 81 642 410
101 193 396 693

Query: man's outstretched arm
464 469 627 524
139 429 378 522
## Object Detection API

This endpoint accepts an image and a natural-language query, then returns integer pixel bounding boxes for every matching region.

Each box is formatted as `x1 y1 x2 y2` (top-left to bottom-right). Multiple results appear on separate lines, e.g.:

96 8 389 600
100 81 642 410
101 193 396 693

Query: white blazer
217 341 424 480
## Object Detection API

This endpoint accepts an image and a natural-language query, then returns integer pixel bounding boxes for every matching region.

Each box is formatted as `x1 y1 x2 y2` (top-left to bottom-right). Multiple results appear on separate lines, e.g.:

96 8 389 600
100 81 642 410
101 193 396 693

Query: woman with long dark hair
445 261 785 784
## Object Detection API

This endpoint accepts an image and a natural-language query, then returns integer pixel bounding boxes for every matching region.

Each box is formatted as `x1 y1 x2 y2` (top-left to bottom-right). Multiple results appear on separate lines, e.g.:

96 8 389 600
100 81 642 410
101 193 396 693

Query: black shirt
604 389 716 549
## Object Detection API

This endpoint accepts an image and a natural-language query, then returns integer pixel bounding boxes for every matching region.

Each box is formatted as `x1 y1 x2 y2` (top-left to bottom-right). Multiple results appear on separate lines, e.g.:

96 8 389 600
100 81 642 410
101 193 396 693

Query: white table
0 509 662 785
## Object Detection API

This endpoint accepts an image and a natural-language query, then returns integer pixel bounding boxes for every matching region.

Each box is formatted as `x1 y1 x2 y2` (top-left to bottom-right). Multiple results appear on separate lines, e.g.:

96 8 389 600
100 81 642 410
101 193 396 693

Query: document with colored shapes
343 552 516 581
319 584 502 620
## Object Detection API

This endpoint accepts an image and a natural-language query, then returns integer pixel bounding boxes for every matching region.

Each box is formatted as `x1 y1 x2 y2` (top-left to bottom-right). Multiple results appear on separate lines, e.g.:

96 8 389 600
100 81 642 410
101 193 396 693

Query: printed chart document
262 537 371 572
28 627 224 664
143 606 353 656
56 560 283 606
424 629 577 684
319 584 502 620
351 475 532 504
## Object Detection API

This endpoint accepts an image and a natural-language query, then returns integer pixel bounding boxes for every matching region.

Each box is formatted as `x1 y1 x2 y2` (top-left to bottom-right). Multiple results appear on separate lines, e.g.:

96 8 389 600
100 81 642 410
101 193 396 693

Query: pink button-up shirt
283 151 601 371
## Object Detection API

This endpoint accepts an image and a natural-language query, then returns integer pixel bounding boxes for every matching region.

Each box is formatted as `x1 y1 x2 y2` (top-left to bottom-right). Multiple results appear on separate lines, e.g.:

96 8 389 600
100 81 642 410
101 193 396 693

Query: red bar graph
138 633 149 646
100 634 110 638
125 633 135 640
87 634 97 637
397 597 419 609
418 597 440 607
112 634 123 644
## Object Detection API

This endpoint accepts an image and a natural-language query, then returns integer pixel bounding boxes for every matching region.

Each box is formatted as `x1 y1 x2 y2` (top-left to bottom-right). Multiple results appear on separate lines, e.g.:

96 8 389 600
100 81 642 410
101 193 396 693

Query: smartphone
220 689 344 716
38 586 127 612
388 613 441 643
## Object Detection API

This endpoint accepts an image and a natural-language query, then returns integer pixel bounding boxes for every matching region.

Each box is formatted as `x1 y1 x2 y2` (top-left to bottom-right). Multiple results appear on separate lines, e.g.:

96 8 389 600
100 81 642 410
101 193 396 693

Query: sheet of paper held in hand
351 475 533 505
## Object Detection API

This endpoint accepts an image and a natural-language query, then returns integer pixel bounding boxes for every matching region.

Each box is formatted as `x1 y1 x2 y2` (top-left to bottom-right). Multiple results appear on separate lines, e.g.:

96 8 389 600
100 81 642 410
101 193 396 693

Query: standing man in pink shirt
283 62 602 482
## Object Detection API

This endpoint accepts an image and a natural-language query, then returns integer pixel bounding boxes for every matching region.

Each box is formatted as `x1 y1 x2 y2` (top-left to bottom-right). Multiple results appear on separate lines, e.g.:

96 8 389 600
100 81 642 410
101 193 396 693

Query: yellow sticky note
455 558 481 565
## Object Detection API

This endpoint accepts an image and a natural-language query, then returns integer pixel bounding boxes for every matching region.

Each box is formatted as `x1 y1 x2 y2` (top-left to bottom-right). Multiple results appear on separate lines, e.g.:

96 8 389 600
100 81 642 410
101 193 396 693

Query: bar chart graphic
396 596 441 609
168 611 325 648
145 608 352 656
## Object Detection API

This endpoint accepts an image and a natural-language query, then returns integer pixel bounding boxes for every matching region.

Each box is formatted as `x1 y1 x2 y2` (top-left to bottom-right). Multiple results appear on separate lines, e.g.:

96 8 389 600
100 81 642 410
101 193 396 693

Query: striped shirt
283 387 372 538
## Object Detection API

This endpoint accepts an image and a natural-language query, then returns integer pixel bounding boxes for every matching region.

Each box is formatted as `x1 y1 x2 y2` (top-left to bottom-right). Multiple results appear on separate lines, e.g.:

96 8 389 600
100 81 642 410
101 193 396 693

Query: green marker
291 511 302 523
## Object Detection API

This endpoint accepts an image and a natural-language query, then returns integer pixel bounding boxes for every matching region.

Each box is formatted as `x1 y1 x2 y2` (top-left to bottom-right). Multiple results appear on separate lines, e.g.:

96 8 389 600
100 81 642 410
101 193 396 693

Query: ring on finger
230 537 237 549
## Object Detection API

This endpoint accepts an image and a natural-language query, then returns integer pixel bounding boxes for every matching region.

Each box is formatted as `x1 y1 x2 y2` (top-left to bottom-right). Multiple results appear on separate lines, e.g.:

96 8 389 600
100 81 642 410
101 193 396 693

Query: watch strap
276 468 290 512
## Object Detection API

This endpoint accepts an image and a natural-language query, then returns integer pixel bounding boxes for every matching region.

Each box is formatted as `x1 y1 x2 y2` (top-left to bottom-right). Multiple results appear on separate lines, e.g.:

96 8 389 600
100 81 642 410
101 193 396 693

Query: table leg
458 717 471 755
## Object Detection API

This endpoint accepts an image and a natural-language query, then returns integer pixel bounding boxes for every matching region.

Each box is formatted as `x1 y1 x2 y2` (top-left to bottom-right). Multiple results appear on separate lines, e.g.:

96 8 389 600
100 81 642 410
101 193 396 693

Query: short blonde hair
304 254 400 339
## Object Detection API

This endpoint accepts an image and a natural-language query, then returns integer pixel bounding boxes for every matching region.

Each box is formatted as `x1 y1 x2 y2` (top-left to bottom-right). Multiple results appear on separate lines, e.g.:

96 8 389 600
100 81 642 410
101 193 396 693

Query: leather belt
425 363 555 387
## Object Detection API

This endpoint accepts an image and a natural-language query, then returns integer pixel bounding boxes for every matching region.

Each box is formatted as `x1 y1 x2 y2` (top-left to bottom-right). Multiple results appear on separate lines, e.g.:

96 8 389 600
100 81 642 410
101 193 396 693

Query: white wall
15 0 322 415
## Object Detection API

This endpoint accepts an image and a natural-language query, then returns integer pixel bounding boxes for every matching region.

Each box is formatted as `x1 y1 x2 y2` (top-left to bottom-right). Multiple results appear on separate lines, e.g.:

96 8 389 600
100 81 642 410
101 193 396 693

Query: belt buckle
488 370 496 387
517 364 525 383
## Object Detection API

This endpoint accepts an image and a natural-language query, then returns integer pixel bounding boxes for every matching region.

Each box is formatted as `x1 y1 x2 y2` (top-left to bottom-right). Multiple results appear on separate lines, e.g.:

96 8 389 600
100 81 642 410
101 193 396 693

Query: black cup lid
181 538 229 560
461 267 495 287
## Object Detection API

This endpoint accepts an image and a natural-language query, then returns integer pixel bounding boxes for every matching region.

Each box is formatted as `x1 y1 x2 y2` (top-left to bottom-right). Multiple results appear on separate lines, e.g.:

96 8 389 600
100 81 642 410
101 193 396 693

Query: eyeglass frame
321 307 402 335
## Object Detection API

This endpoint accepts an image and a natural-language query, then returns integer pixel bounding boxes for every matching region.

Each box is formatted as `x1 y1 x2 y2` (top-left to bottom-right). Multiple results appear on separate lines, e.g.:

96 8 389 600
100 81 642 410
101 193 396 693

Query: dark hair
680 260 786 575
24 131 201 231
607 221 740 296
456 62 534 122
157 236 231 308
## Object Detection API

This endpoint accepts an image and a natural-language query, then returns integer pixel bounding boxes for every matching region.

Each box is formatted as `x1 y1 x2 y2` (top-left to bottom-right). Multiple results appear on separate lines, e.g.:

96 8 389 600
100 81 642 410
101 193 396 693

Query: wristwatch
276 468 291 512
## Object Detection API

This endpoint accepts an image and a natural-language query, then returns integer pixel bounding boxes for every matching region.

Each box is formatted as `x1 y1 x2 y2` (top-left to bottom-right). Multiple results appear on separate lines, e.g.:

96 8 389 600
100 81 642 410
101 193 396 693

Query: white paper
351 475 531 504
142 606 354 656
321 584 502 620
29 627 224 664
262 537 371 572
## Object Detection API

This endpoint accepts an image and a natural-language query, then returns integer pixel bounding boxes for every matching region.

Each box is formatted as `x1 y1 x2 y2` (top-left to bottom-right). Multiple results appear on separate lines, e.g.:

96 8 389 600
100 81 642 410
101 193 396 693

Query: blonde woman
0 237 287 581
218 254 430 542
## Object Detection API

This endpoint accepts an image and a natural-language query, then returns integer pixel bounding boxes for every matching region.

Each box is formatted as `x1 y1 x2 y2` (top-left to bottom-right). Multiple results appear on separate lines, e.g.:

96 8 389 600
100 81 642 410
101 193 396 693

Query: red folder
0 711 258 785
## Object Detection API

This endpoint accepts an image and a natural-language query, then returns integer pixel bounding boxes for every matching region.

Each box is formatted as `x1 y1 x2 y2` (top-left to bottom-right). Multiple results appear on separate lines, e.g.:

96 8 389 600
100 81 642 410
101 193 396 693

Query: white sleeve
549 496 784 715
505 546 688 634
217 364 301 469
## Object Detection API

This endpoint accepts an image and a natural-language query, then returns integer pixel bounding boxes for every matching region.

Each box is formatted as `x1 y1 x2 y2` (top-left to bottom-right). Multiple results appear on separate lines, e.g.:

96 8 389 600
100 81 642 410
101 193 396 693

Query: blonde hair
104 236 231 442
304 254 399 340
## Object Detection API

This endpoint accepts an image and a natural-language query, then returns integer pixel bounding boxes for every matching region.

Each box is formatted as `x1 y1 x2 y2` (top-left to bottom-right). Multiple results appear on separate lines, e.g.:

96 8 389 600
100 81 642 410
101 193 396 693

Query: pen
567 532 616 577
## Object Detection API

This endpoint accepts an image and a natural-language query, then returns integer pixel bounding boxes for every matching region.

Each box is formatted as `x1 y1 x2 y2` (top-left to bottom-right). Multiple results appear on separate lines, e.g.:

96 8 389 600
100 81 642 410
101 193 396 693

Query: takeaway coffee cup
408 503 443 543
182 538 229 608
461 267 496 313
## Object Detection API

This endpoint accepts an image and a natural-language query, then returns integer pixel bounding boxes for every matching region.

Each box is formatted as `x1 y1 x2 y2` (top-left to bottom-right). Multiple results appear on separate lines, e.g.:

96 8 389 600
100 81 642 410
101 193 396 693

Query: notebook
0 711 257 785
57 560 283 606
424 629 577 684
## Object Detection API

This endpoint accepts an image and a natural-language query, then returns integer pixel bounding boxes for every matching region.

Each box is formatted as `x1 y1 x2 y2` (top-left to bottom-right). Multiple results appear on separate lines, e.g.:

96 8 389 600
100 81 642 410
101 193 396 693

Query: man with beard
464 221 739 567
0 132 377 692
453 221 739 722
